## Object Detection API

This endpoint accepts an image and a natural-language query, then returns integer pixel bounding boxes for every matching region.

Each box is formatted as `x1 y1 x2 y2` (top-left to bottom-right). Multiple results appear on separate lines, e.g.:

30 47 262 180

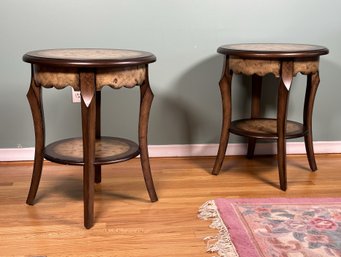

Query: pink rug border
214 197 341 257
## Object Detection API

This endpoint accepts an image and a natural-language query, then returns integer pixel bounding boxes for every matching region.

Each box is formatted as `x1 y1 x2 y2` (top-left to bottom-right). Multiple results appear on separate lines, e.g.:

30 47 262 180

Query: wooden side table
23 48 158 228
212 43 329 190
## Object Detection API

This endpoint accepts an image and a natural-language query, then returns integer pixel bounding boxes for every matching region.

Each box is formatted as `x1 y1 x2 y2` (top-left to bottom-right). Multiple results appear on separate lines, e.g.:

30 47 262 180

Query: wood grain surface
0 155 340 256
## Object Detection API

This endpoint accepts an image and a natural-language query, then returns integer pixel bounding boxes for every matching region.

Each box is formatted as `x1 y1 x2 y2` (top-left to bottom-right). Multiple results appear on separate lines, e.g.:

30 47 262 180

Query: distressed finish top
23 48 156 67
23 48 156 90
218 43 329 58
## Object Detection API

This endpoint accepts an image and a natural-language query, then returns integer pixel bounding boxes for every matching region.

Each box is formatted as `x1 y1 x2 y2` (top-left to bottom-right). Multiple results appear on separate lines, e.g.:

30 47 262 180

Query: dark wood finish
217 43 329 59
212 57 233 175
23 48 158 229
247 75 262 159
304 72 320 171
79 70 96 229
95 91 102 183
276 61 293 191
213 43 328 191
139 68 158 202
230 119 306 139
43 137 140 165
26 72 45 205
23 48 156 67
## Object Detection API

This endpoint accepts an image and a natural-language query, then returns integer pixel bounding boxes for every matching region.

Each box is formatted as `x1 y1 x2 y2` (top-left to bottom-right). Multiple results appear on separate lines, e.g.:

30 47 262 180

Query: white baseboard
147 141 341 157
0 148 36 162
1 141 341 161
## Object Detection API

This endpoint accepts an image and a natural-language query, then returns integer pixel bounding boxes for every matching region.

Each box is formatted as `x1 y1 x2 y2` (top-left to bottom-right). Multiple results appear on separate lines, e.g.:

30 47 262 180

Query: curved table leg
247 74 262 159
212 57 233 175
139 68 158 202
277 61 293 191
303 72 319 171
80 71 96 229
95 91 102 183
26 73 45 205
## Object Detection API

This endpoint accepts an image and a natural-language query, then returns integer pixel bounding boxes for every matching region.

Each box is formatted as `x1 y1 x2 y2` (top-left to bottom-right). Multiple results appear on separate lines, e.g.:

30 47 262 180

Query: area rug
198 198 341 257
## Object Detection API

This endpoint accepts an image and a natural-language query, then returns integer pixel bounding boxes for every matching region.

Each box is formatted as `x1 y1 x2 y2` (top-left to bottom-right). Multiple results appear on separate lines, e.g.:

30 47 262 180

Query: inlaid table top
23 48 156 90
23 48 156 67
218 43 329 58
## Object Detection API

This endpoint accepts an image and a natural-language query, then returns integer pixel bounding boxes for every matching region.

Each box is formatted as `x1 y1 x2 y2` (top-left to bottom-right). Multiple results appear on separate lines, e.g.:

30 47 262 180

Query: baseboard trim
147 141 341 157
1 141 340 161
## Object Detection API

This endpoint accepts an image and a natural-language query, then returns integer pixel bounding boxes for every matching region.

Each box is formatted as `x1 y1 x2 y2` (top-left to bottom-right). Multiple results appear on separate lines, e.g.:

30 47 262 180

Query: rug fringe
198 200 239 257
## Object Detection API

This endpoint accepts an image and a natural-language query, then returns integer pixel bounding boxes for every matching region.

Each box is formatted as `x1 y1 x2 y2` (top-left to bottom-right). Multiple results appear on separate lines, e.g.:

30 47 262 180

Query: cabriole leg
212 57 233 175
303 72 319 171
95 91 102 183
139 68 158 202
26 74 45 205
277 61 293 191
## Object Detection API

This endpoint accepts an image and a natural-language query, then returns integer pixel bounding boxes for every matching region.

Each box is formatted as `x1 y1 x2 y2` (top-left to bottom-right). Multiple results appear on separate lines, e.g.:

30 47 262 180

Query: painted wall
0 0 340 149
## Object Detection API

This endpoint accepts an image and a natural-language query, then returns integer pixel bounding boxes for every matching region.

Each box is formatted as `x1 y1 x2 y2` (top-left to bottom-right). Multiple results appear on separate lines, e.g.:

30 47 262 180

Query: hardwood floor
0 154 341 256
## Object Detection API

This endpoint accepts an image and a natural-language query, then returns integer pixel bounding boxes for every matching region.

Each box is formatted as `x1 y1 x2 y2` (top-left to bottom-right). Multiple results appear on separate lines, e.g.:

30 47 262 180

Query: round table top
218 43 329 58
23 48 156 67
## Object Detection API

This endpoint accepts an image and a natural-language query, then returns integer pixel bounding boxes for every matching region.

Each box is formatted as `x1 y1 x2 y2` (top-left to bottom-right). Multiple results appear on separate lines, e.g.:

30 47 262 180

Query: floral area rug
198 198 341 257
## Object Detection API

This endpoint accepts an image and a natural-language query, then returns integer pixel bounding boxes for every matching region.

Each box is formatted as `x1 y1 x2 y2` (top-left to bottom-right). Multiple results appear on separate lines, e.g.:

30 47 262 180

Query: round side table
23 48 158 229
212 43 329 191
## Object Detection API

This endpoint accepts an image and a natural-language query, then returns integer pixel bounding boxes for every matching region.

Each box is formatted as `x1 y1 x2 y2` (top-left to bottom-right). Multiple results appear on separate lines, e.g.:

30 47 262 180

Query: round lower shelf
44 136 140 165
230 118 307 139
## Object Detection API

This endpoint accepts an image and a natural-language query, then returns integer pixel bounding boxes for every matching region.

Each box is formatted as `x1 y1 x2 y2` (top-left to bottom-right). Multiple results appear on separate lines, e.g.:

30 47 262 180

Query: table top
218 43 329 59
23 48 156 68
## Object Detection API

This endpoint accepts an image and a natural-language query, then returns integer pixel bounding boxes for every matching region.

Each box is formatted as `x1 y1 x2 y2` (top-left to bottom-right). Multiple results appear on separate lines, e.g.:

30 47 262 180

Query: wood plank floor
0 154 341 257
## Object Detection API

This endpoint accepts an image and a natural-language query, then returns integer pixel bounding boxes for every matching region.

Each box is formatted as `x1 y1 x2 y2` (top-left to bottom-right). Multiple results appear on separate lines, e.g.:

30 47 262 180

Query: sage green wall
1 0 341 148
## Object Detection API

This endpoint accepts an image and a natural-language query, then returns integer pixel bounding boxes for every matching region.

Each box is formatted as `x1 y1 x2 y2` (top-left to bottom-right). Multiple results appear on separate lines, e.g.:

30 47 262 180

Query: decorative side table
212 43 329 190
23 48 158 228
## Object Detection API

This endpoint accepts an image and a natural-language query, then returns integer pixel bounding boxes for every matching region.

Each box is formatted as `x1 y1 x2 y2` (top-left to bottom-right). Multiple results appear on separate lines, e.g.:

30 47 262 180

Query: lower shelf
230 118 308 139
44 136 140 165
